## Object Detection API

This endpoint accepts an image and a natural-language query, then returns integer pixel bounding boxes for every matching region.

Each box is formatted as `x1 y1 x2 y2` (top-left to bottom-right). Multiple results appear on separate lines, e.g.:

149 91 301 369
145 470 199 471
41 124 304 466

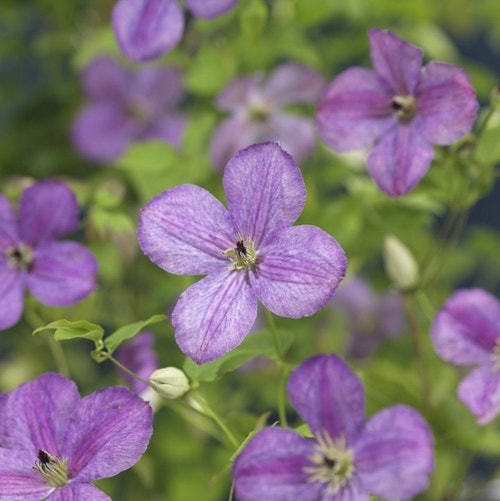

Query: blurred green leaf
33 319 105 349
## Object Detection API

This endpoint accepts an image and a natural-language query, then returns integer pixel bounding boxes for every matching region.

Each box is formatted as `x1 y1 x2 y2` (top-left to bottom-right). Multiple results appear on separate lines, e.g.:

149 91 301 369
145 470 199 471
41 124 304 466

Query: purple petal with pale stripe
172 269 257 363
48 484 111 501
355 405 434 499
138 184 235 275
112 0 184 63
224 143 306 246
186 0 238 19
232 427 320 501
431 288 500 366
287 354 365 442
251 225 346 318
0 264 23 330
81 57 130 103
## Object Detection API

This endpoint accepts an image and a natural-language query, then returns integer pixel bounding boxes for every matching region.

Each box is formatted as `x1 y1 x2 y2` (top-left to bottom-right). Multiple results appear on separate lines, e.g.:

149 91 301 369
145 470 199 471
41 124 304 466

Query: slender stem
107 354 151 388
227 481 235 501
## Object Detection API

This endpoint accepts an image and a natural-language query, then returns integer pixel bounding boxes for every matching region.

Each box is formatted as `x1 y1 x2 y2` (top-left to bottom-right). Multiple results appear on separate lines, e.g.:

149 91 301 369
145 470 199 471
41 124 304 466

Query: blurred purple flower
233 353 434 500
115 331 159 396
211 63 326 170
72 56 187 164
0 373 152 500
332 276 404 358
0 180 98 330
138 142 347 363
431 288 500 425
112 0 238 62
317 28 478 196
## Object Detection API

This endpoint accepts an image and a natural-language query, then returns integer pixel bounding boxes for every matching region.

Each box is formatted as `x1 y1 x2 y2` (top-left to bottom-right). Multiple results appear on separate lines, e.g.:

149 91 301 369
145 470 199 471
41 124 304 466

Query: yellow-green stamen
33 449 70 488
223 233 258 270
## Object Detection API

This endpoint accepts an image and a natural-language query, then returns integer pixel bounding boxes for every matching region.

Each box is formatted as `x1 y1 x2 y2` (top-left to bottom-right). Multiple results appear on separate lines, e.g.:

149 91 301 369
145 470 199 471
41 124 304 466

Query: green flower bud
149 367 190 400
383 235 420 292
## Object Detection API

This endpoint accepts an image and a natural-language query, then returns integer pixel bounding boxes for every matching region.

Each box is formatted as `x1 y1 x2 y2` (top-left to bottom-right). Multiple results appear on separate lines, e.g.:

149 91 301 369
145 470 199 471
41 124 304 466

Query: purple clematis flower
0 180 98 330
431 288 500 425
233 353 434 501
137 142 347 363
112 0 238 62
72 56 187 164
0 372 153 500
211 63 326 170
317 28 478 197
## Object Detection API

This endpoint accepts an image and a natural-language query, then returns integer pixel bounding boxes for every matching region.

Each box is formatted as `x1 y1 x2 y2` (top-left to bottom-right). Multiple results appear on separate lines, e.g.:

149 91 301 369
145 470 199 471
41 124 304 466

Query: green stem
228 481 235 501
106 353 152 388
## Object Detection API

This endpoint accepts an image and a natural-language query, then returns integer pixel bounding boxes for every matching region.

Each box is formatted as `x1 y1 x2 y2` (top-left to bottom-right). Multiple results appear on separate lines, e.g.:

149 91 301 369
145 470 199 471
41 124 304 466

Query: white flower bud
149 367 190 400
383 235 420 292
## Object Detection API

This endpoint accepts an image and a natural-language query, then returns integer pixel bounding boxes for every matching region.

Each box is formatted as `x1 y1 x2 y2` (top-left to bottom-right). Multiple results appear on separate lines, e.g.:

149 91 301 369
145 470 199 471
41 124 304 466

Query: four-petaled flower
0 373 153 500
233 353 434 501
112 0 238 62
431 288 500 425
0 180 98 330
72 56 187 163
138 142 347 363
317 28 478 196
210 63 325 170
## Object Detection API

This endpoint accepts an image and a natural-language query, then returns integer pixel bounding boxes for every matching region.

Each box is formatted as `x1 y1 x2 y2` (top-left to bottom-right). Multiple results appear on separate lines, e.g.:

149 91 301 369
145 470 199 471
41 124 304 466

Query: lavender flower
233 353 434 501
72 56 187 163
112 0 238 62
431 288 500 425
0 181 98 330
317 28 478 196
211 63 325 170
0 373 153 500
138 142 347 363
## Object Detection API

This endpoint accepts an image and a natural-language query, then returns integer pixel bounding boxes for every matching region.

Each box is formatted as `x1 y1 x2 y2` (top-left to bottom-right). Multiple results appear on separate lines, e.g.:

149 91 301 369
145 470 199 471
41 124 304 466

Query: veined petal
355 405 434 499
224 143 306 246
287 354 365 442
63 387 152 482
458 365 500 426
172 269 258 363
369 28 423 95
0 373 79 455
317 67 396 152
27 241 98 307
215 75 261 112
137 184 235 275
112 0 184 63
186 0 238 19
0 264 24 330
0 449 51 501
416 61 479 145
233 427 321 501
133 66 185 109
250 225 346 318
81 57 130 103
431 288 500 366
367 121 434 196
18 181 80 246
48 484 111 501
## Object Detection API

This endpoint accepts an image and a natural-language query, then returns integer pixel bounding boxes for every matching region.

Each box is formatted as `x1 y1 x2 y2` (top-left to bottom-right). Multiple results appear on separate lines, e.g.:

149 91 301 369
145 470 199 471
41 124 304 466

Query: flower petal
287 354 365 442
431 288 500 366
0 373 80 455
416 61 479 145
48 484 111 501
81 57 130 102
250 225 346 318
112 0 184 63
458 364 500 425
369 28 423 94
27 241 98 307
224 142 306 246
186 0 238 19
172 269 258 363
143 112 187 149
132 66 185 109
367 121 435 196
18 181 80 246
137 184 235 275
233 427 321 501
215 75 261 112
317 67 396 151
0 195 19 250
63 386 153 482
0 263 24 330
355 405 434 499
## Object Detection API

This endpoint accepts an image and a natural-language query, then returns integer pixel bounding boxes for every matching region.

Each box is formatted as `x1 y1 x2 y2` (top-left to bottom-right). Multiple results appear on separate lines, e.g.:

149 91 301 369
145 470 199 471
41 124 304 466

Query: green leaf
240 0 268 42
104 314 167 355
33 320 105 350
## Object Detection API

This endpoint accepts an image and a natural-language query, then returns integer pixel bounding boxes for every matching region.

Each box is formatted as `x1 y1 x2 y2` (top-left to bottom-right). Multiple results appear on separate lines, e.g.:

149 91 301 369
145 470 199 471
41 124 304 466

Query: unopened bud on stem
149 367 190 399
383 235 420 292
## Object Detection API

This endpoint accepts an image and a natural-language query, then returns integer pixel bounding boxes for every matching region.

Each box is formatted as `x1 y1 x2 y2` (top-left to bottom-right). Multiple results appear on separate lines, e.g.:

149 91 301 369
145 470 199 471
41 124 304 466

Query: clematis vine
317 28 479 196
233 353 434 501
137 142 347 363
72 56 187 164
0 373 153 500
431 288 500 425
112 0 239 62
0 180 98 330
210 63 326 170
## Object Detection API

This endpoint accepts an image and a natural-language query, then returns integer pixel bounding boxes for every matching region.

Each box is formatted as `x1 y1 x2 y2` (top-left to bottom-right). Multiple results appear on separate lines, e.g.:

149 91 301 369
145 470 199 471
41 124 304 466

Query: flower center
391 95 416 122
126 97 153 124
303 431 354 494
223 233 258 270
248 97 270 123
6 244 33 272
33 449 70 488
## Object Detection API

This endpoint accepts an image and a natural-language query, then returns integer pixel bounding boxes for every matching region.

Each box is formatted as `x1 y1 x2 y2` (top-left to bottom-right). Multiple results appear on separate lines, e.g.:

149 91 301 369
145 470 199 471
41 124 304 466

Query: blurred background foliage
1 0 500 500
